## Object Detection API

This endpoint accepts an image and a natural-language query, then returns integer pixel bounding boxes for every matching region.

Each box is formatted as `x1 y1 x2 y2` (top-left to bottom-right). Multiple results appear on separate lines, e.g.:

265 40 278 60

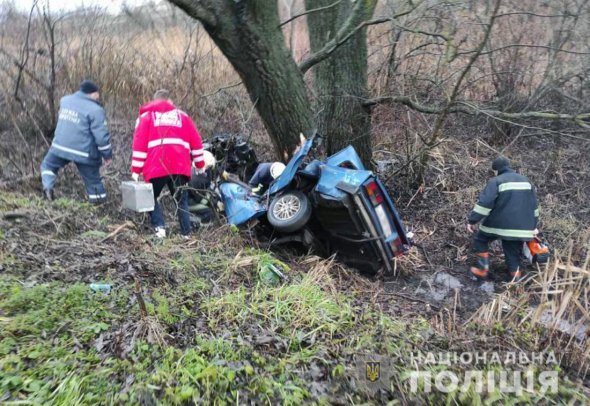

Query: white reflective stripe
191 149 204 156
498 182 532 192
52 142 89 158
193 156 204 163
534 208 540 217
147 138 190 150
473 204 491 216
479 225 534 239
42 170 56 177
132 160 145 168
88 193 107 199
132 151 148 159
97 144 111 151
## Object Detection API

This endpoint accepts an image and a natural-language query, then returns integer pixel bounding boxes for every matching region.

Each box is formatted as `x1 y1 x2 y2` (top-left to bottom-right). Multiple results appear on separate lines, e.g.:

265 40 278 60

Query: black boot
43 189 54 201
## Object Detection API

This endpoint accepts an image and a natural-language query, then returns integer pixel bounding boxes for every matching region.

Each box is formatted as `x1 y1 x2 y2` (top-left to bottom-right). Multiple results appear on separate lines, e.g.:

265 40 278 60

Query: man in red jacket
130 89 205 238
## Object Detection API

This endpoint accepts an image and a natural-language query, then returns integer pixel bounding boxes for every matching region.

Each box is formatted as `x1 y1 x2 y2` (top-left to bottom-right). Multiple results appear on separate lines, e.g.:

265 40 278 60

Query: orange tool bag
523 236 550 264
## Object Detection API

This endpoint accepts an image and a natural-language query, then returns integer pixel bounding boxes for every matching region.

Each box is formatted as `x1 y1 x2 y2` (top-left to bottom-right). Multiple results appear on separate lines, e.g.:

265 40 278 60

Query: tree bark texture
305 0 376 165
168 0 314 159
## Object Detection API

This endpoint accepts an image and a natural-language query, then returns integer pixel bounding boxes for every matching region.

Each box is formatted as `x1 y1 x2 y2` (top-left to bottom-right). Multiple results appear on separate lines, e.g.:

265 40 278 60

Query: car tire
267 190 312 233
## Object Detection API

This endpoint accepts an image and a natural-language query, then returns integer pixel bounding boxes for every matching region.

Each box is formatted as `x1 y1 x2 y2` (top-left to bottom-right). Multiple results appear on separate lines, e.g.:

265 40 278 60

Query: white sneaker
155 227 166 238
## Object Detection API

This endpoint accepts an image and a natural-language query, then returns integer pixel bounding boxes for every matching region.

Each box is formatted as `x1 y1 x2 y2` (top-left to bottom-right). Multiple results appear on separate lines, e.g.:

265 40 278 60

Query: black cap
80 79 99 94
492 156 510 172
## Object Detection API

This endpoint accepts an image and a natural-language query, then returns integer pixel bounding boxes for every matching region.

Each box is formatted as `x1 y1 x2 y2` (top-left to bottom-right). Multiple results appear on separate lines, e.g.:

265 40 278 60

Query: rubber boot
43 189 55 201
509 267 522 282
470 252 489 279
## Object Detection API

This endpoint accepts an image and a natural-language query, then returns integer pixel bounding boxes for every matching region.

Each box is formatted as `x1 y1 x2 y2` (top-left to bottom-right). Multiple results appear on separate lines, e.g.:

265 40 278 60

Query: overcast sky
14 0 150 14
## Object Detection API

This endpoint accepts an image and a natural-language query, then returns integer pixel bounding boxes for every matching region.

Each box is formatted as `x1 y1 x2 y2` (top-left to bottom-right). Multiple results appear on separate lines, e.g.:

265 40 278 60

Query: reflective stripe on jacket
130 100 204 182
468 168 539 240
50 91 112 165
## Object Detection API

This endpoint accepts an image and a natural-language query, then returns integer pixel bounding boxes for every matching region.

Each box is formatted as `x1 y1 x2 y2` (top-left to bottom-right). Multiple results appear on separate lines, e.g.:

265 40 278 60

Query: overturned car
209 133 411 275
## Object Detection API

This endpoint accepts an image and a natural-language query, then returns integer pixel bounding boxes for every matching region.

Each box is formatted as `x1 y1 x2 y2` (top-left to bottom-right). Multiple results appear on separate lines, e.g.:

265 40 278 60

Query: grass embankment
0 192 588 404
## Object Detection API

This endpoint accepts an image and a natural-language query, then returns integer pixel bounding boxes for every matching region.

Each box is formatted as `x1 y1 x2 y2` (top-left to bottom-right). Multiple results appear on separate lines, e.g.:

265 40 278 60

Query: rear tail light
365 181 383 206
391 238 402 256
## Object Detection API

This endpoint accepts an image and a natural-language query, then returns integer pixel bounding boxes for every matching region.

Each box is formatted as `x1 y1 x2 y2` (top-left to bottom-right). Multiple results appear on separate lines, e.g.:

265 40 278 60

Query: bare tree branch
362 96 590 130
414 0 502 182
458 43 590 57
202 80 243 97
0 48 46 88
14 1 38 101
391 23 450 41
299 1 421 74
279 0 341 27
496 11 586 18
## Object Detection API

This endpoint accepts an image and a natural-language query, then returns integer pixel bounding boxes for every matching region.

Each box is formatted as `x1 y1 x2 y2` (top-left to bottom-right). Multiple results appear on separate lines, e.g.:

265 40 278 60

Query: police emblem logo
366 361 380 382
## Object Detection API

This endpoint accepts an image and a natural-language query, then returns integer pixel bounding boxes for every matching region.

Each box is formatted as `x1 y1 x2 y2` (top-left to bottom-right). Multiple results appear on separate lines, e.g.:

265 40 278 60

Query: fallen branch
42 208 61 233
134 277 148 319
100 221 134 243
382 291 441 310
2 211 30 220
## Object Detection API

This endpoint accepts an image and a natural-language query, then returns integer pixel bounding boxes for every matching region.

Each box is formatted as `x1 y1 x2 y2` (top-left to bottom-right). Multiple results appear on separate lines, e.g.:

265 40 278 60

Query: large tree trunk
168 0 313 159
305 0 375 165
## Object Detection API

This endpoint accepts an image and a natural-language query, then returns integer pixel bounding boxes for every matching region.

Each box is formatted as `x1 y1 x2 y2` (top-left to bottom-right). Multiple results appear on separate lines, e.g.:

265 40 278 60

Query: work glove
195 166 206 175
131 173 139 182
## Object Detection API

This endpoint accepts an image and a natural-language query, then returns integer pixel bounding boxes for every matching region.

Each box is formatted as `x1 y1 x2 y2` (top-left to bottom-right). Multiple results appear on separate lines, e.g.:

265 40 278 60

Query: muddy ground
3 137 581 325
3 124 590 321
1 127 589 403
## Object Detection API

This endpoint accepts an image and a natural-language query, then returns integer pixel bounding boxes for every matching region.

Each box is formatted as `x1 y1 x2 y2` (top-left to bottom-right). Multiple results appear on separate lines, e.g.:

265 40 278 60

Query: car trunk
312 195 384 274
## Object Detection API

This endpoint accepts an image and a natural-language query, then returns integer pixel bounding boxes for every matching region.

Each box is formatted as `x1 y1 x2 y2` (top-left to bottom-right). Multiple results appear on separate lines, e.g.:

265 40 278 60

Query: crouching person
40 80 112 203
130 90 205 239
248 162 285 194
187 151 217 227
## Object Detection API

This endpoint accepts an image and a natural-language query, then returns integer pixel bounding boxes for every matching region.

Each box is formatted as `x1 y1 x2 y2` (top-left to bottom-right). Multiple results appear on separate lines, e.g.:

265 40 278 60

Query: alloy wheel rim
272 195 301 220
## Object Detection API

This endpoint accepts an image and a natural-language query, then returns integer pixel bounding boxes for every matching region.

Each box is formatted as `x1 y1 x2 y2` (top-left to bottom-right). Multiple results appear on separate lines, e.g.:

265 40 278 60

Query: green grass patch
203 273 353 341
52 197 93 211
0 193 41 211
81 230 109 239
1 247 588 404
0 278 128 403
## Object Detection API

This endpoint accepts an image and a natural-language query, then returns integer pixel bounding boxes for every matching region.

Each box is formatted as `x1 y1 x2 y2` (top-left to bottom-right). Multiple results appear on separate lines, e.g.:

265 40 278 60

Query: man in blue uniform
467 157 539 281
40 80 112 203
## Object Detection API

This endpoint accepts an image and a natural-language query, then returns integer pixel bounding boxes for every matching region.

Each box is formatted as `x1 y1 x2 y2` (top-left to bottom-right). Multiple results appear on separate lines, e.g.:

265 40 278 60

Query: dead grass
469 248 590 378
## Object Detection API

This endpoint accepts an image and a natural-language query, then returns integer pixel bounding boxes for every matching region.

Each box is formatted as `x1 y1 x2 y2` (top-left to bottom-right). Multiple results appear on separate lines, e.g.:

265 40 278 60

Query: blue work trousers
41 151 106 203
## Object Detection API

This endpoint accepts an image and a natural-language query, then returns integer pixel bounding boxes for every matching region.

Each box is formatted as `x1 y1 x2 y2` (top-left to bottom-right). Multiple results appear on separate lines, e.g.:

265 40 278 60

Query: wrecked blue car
217 133 411 275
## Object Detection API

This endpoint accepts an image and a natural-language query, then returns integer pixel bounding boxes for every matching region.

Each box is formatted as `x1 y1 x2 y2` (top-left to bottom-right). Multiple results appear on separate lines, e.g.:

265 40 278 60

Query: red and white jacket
131 100 204 182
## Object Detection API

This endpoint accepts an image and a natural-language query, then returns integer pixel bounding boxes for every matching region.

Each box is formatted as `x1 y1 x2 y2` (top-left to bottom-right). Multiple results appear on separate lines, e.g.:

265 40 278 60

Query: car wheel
267 190 312 233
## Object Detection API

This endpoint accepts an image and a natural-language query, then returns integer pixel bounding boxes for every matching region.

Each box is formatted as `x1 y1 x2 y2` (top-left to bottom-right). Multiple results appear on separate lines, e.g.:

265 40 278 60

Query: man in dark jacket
187 151 216 226
467 157 539 281
40 80 112 203
248 162 285 194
